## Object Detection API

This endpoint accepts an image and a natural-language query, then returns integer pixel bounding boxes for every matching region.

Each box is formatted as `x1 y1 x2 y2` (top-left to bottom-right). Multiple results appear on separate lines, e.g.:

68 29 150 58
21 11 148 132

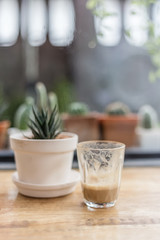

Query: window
49 0 75 46
0 0 160 168
153 1 160 37
94 0 121 47
21 0 47 46
124 0 148 46
0 0 19 46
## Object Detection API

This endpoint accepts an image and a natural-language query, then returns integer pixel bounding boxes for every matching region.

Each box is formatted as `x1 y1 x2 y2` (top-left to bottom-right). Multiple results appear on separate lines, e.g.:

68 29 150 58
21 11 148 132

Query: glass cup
77 141 125 208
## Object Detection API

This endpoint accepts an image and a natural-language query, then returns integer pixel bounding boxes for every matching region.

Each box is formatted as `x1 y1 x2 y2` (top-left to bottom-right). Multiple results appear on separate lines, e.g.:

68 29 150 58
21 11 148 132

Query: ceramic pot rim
10 132 78 153
10 131 78 142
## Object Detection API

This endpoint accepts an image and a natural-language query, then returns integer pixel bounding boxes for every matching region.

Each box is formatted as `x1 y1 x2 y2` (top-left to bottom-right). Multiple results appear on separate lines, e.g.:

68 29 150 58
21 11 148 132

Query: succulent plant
14 82 60 133
29 82 62 139
105 102 130 116
68 102 89 116
14 97 34 130
29 106 61 139
138 105 158 129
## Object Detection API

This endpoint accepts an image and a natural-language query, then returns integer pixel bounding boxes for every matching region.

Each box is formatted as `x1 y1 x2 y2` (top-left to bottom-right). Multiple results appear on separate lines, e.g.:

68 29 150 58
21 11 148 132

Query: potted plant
13 96 34 130
10 82 78 189
61 102 100 142
99 102 138 147
0 119 10 149
10 82 58 136
136 105 160 150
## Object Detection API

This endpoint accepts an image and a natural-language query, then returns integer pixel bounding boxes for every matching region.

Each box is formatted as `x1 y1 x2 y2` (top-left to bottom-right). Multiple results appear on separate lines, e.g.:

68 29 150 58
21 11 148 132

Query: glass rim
77 140 125 151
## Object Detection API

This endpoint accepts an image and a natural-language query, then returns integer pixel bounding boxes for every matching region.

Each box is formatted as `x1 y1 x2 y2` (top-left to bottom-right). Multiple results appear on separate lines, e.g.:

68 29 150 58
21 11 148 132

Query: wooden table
0 168 160 240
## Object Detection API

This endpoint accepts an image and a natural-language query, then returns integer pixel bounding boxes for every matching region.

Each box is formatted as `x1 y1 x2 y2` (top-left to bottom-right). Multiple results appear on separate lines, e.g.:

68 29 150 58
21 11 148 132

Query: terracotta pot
61 114 100 142
99 114 138 147
0 120 10 149
10 132 78 185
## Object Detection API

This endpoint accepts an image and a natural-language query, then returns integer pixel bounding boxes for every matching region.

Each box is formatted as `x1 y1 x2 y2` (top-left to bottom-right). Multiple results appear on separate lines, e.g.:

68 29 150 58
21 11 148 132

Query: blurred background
1 0 160 155
0 0 160 112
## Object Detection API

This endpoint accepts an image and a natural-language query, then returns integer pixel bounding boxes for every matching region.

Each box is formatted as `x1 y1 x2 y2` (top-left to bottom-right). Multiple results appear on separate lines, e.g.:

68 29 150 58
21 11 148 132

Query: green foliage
0 103 8 121
14 97 34 130
86 0 117 17
86 0 117 37
141 112 152 129
131 0 156 6
87 0 160 82
138 105 158 129
29 82 62 139
14 82 60 135
86 0 116 17
29 105 61 139
105 102 130 116
125 29 132 38
35 82 48 110
48 92 59 112
128 1 160 82
6 95 24 127
54 77 74 113
86 0 103 10
0 87 8 121
145 29 160 82
68 102 89 116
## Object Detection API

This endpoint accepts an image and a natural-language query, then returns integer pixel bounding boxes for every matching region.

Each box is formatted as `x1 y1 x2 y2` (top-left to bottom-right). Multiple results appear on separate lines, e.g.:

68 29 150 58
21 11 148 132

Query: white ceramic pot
10 132 78 185
136 127 160 150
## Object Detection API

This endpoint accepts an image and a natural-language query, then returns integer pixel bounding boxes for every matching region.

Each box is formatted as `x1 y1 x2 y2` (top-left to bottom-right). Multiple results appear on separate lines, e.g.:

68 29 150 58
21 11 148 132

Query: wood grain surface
0 168 160 240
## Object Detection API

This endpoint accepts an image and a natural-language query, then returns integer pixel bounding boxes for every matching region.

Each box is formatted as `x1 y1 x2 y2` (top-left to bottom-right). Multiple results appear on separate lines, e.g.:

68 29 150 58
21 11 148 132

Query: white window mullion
94 0 122 47
124 0 148 47
21 0 47 47
0 0 19 46
153 1 160 37
48 0 75 47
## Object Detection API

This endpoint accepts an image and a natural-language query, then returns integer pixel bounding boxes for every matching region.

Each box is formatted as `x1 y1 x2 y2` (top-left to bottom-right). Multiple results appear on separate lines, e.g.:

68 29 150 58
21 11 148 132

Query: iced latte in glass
77 141 125 208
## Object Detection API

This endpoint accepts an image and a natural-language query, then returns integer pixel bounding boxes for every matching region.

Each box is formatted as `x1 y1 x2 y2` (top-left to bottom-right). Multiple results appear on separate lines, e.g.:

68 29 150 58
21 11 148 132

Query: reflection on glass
153 1 160 37
0 0 19 46
48 0 75 47
21 0 47 46
124 0 148 46
94 0 121 47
